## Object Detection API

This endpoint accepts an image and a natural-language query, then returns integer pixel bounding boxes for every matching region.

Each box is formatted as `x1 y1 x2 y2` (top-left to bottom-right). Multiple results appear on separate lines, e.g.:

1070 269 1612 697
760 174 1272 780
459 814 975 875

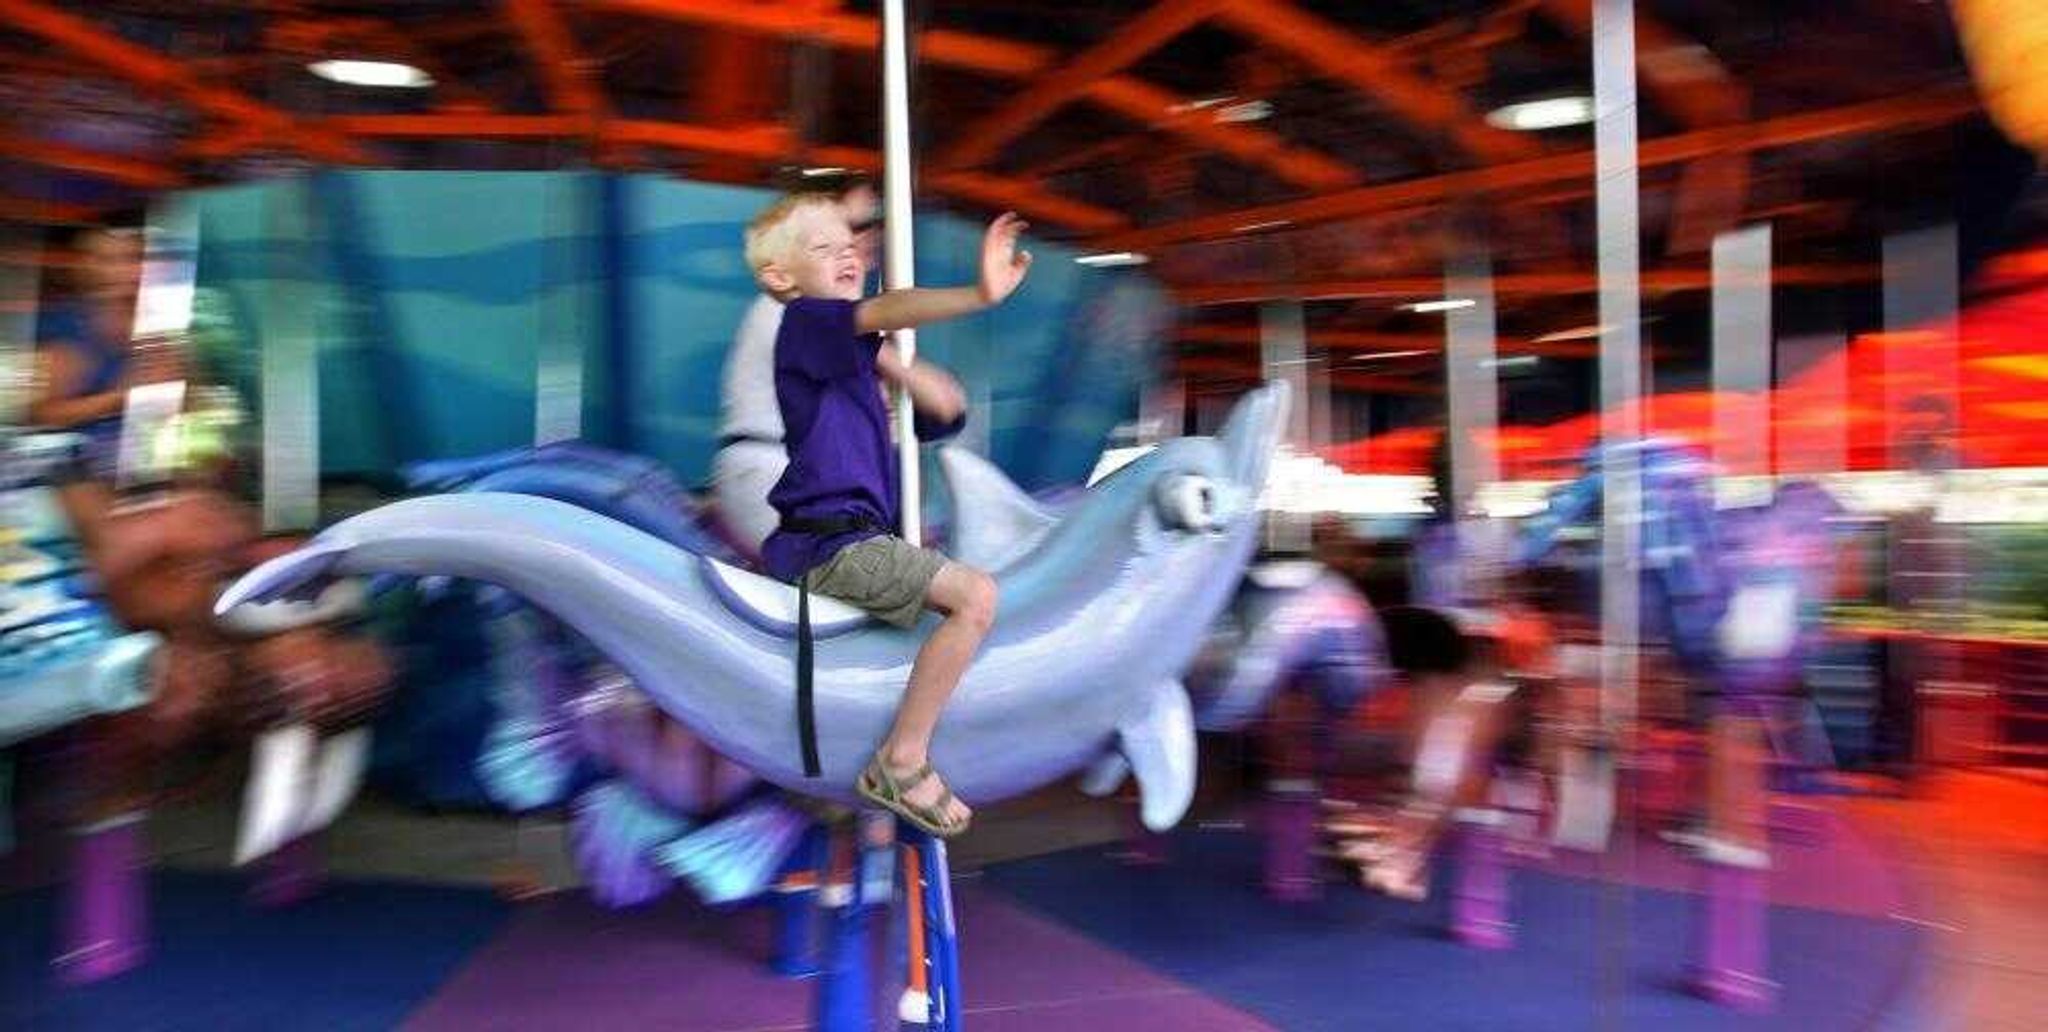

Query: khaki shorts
807 535 947 629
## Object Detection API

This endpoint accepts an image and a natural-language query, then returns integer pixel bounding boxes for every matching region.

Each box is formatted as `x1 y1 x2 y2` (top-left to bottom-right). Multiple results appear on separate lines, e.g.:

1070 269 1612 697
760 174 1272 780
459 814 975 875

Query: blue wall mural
186 172 1165 499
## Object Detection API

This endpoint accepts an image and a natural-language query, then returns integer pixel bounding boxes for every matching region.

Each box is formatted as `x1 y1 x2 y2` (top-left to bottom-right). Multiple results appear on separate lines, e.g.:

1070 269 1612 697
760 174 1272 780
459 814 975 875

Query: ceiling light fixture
1401 298 1477 313
799 166 851 178
308 59 434 89
1348 350 1431 363
1076 252 1149 268
1485 95 1594 131
1216 100 1272 124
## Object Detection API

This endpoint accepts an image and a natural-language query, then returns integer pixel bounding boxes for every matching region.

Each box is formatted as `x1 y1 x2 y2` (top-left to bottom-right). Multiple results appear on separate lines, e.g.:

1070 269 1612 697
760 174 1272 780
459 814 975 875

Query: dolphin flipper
1077 753 1129 797
1117 680 1197 832
214 541 350 615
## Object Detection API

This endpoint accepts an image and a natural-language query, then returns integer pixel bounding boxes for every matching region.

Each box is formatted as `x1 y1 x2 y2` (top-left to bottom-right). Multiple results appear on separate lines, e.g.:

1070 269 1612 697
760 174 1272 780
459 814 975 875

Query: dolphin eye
1157 474 1221 531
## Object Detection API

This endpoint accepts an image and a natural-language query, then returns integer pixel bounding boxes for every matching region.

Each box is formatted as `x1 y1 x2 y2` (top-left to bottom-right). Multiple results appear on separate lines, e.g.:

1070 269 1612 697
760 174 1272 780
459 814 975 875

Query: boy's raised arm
854 212 1032 335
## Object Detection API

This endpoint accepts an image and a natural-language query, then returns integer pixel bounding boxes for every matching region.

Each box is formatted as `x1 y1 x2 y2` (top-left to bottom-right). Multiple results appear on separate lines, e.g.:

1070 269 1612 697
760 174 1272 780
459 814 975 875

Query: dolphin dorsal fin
1117 680 1198 832
939 447 1061 572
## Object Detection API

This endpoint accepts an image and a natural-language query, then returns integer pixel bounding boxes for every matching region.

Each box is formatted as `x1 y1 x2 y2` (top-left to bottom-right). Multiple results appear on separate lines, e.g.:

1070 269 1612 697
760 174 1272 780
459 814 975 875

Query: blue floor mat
1 870 509 1031
980 829 1928 1032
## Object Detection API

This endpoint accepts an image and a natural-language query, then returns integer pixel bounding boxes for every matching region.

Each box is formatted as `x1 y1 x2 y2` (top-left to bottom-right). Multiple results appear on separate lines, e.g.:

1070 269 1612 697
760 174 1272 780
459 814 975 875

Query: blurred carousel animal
391 441 761 908
43 466 389 983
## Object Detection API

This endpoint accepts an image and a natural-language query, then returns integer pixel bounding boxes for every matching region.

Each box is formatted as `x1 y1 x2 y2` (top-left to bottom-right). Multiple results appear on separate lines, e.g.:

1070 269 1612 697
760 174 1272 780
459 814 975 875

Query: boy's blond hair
744 193 844 291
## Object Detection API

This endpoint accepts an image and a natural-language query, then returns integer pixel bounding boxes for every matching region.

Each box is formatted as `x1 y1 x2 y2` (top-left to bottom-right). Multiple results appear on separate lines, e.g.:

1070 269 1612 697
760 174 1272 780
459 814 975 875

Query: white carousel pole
881 0 922 546
878 6 959 1027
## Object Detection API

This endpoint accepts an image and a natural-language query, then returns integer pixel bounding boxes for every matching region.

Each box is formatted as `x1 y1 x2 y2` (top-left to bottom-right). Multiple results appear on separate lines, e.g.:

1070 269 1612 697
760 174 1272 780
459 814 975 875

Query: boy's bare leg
878 561 997 826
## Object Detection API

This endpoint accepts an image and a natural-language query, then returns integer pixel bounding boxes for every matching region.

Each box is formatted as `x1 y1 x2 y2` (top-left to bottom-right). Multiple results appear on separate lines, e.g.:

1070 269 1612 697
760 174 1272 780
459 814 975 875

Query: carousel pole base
1261 780 1321 903
813 827 873 1032
1689 842 1777 1012
769 826 829 978
55 815 150 985
1449 808 1513 951
248 833 326 909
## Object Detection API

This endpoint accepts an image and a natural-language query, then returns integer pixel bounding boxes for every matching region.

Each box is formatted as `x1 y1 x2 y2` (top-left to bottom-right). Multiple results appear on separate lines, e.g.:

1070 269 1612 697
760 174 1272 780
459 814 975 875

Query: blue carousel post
902 824 964 1031
813 821 875 1031
769 823 830 978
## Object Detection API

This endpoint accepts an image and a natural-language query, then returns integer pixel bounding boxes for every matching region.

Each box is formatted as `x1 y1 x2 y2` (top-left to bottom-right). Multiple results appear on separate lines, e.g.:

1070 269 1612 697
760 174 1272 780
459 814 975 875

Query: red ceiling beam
501 0 609 147
0 194 95 225
1216 0 1542 164
0 0 369 165
0 129 181 188
692 16 782 183
323 116 1127 232
935 0 1230 171
1177 356 1444 396
808 145 1130 234
1172 264 1879 306
579 0 1355 190
1102 85 1979 251
1177 322 1604 359
326 114 588 140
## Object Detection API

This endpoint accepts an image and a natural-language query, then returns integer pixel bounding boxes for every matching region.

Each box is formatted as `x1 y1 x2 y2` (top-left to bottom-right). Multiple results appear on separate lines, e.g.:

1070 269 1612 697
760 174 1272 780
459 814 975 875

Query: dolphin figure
219 385 1290 831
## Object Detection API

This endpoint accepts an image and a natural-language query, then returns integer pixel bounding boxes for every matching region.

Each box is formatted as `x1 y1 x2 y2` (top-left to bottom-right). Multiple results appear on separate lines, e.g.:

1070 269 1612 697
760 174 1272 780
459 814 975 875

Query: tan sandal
856 753 971 838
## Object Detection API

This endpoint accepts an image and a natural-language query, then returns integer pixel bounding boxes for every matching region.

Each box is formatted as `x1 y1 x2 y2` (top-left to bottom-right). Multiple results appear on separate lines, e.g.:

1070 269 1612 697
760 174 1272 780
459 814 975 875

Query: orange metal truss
1215 0 1543 164
0 0 369 165
1102 86 1979 251
0 129 181 189
934 0 1231 172
580 0 1355 190
1172 264 1878 306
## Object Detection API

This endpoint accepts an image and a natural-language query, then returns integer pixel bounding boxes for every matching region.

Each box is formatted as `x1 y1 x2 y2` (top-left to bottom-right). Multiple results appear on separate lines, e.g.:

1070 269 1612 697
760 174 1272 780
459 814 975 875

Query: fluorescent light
1216 100 1272 123
1234 220 1294 234
1532 322 1611 343
1170 95 1235 114
1401 298 1476 313
308 60 434 89
1481 356 1540 370
799 166 850 178
1076 252 1149 267
1485 95 1594 131
1348 350 1430 363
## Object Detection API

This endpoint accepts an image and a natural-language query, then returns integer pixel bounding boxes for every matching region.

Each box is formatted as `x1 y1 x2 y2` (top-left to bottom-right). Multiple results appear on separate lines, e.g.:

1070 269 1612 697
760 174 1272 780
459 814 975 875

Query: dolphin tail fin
474 609 583 811
1117 680 1199 832
214 540 349 616
570 779 695 908
657 793 816 906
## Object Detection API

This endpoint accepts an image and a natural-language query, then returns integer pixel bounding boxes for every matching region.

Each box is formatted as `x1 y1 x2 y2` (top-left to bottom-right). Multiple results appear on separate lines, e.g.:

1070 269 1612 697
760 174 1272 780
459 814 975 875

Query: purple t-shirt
761 297 964 582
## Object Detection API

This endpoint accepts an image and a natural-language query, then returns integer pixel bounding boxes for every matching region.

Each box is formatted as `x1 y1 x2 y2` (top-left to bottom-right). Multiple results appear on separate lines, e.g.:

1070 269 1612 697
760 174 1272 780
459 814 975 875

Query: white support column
533 173 588 446
261 180 321 533
1445 250 1499 530
1260 300 1307 552
1711 224 1772 506
1593 0 1643 743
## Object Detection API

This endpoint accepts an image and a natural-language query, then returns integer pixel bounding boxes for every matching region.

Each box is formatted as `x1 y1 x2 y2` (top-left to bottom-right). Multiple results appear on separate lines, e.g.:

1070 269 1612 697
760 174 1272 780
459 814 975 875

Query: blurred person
27 215 185 483
1331 607 1522 900
23 215 389 822
743 194 1029 836
1881 396 1967 786
714 175 881 554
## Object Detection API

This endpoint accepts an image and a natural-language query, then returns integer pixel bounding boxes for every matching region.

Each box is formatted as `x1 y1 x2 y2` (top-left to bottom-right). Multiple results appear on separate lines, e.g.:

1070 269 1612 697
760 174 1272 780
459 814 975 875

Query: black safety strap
785 513 885 779
796 571 821 778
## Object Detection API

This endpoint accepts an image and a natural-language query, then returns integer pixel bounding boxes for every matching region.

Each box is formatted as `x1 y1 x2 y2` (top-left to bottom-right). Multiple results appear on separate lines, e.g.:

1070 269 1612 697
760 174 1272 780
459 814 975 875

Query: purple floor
404 882 1270 1031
